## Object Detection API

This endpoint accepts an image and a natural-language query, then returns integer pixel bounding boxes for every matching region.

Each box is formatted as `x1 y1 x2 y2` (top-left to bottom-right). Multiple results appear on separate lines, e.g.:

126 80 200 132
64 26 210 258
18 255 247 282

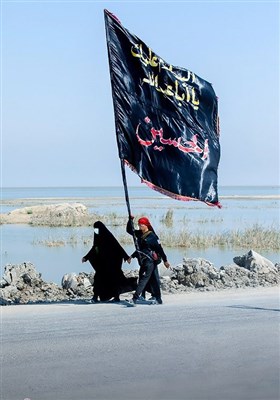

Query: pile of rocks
0 262 68 305
161 250 279 293
0 250 279 305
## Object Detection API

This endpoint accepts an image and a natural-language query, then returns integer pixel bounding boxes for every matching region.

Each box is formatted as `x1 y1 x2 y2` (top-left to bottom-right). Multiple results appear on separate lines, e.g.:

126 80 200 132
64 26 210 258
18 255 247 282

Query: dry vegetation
34 223 279 251
158 224 280 250
2 204 279 251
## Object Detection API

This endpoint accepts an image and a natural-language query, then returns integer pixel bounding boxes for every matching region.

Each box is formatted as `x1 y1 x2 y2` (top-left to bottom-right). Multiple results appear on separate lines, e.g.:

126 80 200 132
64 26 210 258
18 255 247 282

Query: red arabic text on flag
104 9 221 208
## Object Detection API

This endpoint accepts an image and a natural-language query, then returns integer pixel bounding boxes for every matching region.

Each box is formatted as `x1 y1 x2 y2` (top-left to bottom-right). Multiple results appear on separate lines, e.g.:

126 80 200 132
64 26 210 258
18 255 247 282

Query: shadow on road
227 305 280 312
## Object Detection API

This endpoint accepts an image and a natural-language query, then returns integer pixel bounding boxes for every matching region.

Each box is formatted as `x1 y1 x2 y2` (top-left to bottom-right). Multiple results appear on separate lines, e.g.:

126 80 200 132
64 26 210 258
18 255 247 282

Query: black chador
82 221 136 302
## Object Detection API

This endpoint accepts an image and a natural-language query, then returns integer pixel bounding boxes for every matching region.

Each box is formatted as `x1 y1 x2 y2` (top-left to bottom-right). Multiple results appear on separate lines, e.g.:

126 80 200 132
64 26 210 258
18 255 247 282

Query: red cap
138 217 152 230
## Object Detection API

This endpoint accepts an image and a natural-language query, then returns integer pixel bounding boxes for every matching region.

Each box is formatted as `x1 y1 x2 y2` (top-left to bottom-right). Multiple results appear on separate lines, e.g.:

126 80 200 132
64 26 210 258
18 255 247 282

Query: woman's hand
164 261 170 269
126 257 132 264
81 257 87 263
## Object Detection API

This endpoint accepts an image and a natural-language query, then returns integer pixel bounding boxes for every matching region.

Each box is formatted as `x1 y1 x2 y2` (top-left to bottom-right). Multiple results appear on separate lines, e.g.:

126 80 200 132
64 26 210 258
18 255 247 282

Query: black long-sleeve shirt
126 219 167 262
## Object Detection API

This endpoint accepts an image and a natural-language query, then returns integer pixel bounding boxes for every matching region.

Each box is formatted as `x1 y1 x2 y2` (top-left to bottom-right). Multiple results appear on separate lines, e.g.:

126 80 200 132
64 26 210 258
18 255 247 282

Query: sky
1 0 279 188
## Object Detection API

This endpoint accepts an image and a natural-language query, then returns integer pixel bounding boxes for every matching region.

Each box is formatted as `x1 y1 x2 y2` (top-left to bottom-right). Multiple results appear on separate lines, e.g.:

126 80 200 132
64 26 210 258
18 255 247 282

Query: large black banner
104 10 221 207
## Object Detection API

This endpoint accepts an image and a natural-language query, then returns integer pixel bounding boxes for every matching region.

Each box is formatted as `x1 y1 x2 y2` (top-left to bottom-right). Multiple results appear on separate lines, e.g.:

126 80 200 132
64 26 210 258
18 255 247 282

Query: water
1 185 279 200
2 186 279 230
1 186 279 284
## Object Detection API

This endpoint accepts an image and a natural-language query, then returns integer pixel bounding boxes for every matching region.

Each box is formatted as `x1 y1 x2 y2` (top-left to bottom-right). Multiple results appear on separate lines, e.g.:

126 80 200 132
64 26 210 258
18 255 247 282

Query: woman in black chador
82 221 136 302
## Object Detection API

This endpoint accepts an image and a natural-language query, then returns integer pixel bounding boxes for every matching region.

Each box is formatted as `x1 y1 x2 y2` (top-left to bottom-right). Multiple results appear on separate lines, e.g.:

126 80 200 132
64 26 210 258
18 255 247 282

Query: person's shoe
132 296 138 304
156 298 163 304
148 296 156 301
138 295 146 301
125 299 136 307
91 297 99 303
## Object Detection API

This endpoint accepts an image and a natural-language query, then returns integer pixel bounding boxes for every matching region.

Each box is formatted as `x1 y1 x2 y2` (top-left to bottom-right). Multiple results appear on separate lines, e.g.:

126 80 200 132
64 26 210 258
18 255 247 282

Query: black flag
104 10 221 207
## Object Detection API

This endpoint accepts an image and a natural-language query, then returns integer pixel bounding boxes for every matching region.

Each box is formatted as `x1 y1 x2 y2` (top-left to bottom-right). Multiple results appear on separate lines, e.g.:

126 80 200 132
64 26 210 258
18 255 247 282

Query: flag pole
120 158 141 257
120 158 132 217
104 9 145 257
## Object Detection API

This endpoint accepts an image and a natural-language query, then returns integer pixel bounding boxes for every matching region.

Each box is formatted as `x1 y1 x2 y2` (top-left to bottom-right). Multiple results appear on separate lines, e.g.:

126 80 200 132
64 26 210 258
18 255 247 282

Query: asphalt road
1 287 279 400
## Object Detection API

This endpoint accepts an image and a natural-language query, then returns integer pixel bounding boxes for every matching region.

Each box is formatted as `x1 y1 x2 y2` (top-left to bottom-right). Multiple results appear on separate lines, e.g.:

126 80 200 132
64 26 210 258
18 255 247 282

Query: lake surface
1 186 279 284
1 185 280 200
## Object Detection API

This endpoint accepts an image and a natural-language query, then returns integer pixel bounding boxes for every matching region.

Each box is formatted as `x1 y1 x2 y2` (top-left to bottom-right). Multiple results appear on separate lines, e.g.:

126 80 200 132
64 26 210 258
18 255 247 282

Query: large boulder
233 250 276 273
61 272 94 297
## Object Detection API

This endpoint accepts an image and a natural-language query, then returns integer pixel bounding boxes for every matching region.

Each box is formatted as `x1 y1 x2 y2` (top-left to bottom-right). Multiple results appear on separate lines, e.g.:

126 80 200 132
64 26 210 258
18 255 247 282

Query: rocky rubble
0 250 279 305
160 250 279 293
0 263 69 305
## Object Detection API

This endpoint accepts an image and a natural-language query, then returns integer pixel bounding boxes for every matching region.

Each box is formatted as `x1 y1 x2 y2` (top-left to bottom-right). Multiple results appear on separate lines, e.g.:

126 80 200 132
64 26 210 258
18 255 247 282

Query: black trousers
134 257 161 300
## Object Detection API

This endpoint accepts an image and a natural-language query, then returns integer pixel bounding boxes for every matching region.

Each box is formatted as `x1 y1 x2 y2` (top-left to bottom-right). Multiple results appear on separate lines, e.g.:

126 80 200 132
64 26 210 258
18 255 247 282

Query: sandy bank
1 193 279 225
0 203 91 225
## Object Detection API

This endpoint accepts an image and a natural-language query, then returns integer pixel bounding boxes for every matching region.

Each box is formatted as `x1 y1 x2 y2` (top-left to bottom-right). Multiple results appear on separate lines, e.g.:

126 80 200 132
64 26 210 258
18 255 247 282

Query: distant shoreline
1 194 280 205
2 185 280 188
221 195 280 199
